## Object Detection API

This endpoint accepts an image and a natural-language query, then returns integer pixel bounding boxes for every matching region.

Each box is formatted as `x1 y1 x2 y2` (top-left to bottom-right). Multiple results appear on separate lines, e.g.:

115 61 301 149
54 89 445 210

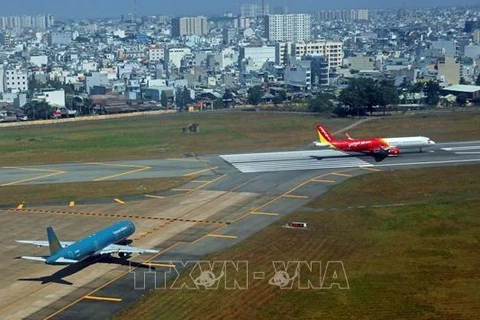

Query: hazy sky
1 0 478 18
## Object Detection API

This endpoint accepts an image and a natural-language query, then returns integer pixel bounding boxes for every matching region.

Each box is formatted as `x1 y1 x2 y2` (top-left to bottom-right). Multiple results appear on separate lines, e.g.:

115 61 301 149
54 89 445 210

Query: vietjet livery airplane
313 125 435 161
16 220 158 265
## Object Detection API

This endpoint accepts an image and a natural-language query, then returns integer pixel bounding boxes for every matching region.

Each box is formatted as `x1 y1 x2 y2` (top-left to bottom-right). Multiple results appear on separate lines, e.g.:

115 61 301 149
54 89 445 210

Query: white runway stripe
220 150 373 173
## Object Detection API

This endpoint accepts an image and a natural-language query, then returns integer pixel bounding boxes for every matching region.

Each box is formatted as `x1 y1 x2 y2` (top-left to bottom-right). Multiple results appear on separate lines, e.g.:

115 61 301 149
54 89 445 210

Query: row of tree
243 77 462 117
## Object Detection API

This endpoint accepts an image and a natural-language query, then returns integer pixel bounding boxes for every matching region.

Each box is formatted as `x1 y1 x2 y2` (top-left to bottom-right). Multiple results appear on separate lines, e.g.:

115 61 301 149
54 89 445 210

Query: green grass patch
114 164 480 320
348 111 480 141
0 113 351 166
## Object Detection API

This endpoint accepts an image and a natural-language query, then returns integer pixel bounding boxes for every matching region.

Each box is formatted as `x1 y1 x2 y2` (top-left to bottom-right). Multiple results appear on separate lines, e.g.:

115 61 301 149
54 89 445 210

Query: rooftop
442 85 480 93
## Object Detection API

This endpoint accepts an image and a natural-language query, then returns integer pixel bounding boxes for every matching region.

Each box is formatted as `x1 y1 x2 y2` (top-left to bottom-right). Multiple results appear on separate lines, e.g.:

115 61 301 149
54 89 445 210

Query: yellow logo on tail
317 125 334 147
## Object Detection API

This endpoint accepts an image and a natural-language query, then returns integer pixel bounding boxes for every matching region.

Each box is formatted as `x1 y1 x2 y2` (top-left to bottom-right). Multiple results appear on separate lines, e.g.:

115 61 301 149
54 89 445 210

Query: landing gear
119 252 131 260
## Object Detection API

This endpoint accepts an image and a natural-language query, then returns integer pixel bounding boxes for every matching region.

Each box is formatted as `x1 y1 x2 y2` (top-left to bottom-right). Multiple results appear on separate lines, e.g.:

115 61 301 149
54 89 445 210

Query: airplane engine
388 147 400 156
119 252 132 259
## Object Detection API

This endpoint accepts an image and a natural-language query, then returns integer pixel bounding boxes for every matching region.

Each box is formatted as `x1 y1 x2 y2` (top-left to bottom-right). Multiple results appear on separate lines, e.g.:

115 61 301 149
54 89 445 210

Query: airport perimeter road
2 140 479 320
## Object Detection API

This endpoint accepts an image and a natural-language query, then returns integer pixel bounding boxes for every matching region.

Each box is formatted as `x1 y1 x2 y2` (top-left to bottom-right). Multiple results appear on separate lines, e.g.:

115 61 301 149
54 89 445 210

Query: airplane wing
99 244 159 255
16 240 74 247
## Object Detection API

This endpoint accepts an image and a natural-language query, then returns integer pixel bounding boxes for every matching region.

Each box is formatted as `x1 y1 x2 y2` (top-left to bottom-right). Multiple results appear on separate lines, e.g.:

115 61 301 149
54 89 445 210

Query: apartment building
265 14 312 42
171 16 208 38
4 69 28 92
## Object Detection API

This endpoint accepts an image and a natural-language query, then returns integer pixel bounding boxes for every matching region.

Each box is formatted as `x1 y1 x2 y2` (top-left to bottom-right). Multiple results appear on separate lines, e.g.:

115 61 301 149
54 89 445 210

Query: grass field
0 113 351 166
115 164 480 320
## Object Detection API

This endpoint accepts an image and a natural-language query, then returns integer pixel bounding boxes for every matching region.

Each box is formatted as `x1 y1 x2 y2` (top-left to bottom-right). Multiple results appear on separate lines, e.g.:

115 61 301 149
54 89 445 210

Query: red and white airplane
313 125 435 161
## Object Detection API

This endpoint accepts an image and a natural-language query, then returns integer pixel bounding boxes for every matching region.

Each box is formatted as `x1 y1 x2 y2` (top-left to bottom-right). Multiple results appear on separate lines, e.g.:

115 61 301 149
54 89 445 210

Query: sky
1 0 478 19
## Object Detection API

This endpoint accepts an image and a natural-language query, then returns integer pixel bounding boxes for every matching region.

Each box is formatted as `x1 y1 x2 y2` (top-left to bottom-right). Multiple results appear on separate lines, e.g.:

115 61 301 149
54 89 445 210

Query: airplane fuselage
45 220 135 265
316 136 435 154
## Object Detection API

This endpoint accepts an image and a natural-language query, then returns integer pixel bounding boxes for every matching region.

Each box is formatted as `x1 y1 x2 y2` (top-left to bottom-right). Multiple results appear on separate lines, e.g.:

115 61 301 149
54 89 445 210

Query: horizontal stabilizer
20 256 47 262
54 257 79 264
16 240 74 247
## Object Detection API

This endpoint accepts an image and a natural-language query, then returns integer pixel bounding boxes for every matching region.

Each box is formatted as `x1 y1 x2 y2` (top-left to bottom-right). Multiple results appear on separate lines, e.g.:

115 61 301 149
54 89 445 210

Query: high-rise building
240 3 269 18
265 14 311 42
316 9 368 22
0 14 54 29
171 16 208 38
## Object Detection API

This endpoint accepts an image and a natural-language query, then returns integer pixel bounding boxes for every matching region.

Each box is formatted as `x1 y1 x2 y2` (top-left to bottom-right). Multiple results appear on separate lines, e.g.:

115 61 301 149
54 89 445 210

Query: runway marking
144 194 165 199
311 179 336 183
43 243 180 320
441 146 480 151
147 262 175 268
207 234 237 239
220 150 373 173
165 158 200 162
192 180 212 183
250 212 279 216
69 201 75 208
114 198 125 204
83 295 122 302
172 188 195 192
184 166 218 177
360 167 382 172
11 208 230 225
93 166 151 181
330 172 352 177
1 167 65 186
374 158 480 167
283 194 309 199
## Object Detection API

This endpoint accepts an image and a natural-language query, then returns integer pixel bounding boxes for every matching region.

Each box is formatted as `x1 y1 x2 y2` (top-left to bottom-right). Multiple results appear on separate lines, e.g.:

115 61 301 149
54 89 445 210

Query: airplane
16 220 158 265
313 124 435 161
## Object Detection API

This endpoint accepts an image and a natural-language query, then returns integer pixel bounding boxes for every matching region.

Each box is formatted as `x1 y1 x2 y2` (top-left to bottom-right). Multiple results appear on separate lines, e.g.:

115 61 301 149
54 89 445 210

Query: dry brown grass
0 177 190 207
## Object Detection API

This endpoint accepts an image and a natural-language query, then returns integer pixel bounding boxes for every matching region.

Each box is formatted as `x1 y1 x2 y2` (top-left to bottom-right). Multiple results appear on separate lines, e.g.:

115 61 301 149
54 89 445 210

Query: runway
219 140 480 173
1 140 479 319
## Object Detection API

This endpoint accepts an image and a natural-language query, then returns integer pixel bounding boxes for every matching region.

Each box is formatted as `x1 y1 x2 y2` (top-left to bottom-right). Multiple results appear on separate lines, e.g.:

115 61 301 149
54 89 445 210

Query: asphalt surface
2 140 479 320
2 141 480 187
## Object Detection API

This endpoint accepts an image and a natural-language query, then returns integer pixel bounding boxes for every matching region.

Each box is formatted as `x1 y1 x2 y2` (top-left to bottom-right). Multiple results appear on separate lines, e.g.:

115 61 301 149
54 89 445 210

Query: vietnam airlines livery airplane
16 220 158 265
313 124 435 161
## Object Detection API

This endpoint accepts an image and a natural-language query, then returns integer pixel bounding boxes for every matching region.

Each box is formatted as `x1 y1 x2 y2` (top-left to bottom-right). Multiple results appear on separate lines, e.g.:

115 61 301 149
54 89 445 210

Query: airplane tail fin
46 226 62 255
316 125 335 147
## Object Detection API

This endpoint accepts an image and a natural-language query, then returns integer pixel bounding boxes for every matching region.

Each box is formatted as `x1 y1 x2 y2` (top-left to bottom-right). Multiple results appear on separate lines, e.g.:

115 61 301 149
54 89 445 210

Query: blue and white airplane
16 220 158 265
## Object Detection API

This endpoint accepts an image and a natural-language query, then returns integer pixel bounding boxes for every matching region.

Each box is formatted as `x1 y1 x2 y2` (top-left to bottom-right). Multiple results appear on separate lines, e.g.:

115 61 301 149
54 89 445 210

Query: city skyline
0 0 478 19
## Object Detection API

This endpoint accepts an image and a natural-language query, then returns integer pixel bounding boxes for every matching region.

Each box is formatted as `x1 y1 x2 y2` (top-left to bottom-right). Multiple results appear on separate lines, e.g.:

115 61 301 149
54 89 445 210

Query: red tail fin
317 125 335 144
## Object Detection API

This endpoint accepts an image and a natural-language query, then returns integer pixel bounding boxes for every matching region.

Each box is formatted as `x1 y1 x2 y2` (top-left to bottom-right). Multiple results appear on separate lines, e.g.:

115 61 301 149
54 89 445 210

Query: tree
23 101 53 120
222 89 234 108
161 91 168 108
175 87 191 111
378 80 400 115
308 93 335 113
424 80 441 106
247 86 263 105
475 74 480 86
456 93 468 107
459 77 469 85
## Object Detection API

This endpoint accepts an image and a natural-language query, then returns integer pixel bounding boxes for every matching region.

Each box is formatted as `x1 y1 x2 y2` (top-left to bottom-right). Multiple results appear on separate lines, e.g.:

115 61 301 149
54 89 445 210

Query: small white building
34 88 66 107
30 55 48 67
165 47 192 69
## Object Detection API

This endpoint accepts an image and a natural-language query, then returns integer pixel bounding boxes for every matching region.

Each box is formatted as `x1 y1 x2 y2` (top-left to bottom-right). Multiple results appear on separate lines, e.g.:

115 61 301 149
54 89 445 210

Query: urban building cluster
0 3 479 121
